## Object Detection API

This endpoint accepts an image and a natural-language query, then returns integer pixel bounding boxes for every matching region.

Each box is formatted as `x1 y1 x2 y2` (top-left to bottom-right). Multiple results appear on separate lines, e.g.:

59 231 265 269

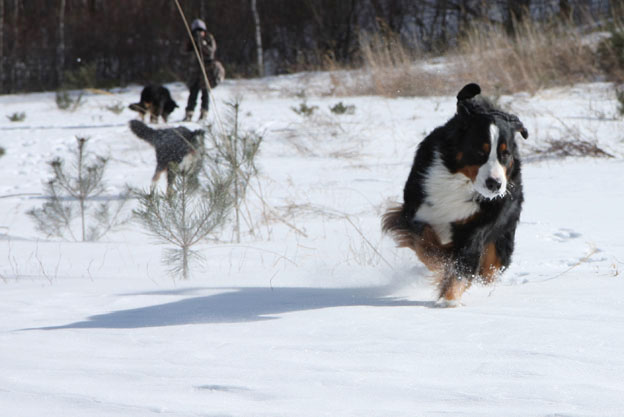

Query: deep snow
0 75 623 417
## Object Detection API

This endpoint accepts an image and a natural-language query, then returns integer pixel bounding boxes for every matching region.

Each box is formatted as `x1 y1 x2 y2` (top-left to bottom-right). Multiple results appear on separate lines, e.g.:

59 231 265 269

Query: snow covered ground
0 75 623 416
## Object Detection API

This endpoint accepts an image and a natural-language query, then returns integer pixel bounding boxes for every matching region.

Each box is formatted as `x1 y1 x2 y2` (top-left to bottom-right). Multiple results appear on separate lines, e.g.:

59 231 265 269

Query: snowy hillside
0 75 623 416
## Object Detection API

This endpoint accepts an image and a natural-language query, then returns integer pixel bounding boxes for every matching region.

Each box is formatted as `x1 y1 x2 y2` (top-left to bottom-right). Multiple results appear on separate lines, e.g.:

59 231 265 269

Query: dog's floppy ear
511 116 529 139
456 83 481 117
457 83 481 101
499 113 529 140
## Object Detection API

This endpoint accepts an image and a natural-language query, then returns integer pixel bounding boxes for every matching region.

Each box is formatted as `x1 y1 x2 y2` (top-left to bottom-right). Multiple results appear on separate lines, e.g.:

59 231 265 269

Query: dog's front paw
435 298 462 308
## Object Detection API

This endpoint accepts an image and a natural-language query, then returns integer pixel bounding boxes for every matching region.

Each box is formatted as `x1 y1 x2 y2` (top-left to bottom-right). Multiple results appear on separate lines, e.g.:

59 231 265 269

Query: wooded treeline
0 0 615 94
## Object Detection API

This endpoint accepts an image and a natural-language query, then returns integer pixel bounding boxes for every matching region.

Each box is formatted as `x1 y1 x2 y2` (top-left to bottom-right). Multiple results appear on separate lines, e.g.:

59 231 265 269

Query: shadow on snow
36 286 434 330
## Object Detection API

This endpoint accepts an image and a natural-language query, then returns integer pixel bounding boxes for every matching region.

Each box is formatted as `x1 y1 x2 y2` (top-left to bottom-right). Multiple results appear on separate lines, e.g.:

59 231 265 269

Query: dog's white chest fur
414 152 479 245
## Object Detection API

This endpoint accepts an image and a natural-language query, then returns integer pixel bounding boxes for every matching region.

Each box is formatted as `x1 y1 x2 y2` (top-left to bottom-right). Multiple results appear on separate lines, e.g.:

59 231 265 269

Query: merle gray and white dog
129 120 203 191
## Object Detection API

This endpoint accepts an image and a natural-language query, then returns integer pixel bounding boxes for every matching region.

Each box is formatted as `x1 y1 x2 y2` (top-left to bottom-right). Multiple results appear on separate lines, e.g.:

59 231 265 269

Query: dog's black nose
485 177 502 192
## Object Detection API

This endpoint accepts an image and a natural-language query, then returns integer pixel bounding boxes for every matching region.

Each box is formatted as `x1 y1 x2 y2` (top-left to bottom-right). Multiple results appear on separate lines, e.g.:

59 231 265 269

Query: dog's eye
501 150 511 158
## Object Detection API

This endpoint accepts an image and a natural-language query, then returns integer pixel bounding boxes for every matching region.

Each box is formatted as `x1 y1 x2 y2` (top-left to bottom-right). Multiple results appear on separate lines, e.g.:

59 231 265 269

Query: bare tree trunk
250 0 263 77
0 0 4 93
57 0 66 87
10 0 18 92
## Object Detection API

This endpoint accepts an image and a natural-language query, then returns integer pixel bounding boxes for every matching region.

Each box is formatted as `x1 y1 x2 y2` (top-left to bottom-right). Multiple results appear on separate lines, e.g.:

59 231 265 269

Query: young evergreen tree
205 98 263 242
133 163 234 280
28 137 129 241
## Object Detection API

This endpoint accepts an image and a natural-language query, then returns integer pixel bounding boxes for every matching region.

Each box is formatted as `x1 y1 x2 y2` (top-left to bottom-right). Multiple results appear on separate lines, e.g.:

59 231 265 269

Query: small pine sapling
55 90 85 111
329 102 355 115
134 163 234 280
105 101 125 115
205 98 263 242
291 101 318 117
6 112 26 122
28 137 130 241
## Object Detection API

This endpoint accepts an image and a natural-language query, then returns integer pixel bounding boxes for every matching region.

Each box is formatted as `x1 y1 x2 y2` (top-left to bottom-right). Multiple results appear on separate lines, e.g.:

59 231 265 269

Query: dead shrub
530 138 614 159
528 119 614 160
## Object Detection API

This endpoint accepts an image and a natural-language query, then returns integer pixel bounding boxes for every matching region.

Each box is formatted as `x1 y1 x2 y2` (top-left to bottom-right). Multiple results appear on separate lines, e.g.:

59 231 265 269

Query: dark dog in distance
129 120 203 191
129 85 178 124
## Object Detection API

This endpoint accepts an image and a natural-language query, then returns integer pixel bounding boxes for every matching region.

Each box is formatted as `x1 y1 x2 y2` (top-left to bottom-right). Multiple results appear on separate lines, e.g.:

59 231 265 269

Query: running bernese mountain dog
382 83 528 307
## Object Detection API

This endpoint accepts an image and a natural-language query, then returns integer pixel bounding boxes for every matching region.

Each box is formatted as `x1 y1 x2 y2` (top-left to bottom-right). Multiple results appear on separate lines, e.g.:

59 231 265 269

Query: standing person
183 18 225 122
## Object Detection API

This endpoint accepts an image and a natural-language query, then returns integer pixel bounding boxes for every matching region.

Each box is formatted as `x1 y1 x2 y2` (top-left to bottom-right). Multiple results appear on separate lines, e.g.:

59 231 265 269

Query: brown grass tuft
455 18 604 94
332 14 621 98
354 30 453 97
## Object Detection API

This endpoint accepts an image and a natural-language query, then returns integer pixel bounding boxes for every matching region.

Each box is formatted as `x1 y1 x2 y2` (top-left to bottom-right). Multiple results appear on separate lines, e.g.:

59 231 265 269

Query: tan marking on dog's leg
437 272 471 306
165 168 176 196
479 242 502 284
151 168 164 191
413 225 449 272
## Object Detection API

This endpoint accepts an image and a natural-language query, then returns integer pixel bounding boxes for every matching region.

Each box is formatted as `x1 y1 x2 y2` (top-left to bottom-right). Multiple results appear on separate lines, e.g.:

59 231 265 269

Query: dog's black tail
129 120 156 146
382 204 419 249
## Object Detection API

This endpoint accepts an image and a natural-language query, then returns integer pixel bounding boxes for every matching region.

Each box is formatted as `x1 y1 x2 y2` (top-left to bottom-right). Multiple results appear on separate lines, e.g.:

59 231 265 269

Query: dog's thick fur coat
382 83 528 306
129 120 203 190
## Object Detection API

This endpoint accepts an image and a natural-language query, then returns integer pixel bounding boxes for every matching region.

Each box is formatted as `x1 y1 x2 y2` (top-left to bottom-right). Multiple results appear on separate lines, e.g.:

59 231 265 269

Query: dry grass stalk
331 14 619 98
356 30 452 97
456 18 603 94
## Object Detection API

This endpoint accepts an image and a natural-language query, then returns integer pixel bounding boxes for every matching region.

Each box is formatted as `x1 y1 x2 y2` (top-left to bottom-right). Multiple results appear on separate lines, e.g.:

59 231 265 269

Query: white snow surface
1 76 623 417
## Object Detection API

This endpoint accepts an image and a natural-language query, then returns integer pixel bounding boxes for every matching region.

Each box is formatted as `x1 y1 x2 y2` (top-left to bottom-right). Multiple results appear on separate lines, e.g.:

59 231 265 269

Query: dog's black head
190 129 205 148
446 83 528 200
164 98 178 116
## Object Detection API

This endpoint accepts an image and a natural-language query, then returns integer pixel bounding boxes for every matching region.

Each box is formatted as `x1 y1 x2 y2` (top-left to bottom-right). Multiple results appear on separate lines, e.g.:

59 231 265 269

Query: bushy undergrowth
598 27 624 82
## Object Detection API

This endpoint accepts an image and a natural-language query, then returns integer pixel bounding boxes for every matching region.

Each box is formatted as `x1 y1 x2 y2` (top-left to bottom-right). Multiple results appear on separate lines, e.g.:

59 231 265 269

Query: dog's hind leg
166 168 176 195
157 102 166 124
145 103 157 124
151 165 166 192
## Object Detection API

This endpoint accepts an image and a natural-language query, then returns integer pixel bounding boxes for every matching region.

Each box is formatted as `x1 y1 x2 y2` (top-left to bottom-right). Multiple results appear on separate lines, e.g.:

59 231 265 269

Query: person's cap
191 18 207 32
